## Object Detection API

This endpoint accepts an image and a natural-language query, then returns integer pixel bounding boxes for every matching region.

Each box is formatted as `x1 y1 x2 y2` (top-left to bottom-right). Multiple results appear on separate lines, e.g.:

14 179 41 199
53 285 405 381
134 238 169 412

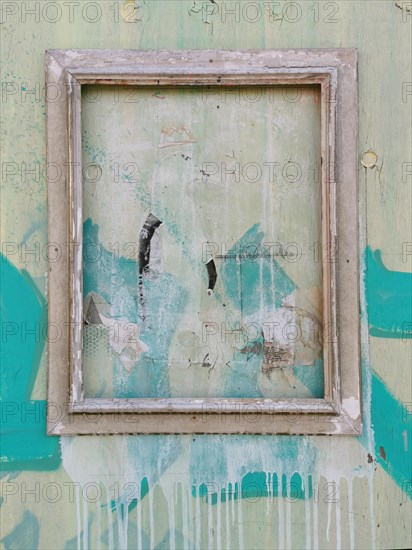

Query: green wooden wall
1 1 411 548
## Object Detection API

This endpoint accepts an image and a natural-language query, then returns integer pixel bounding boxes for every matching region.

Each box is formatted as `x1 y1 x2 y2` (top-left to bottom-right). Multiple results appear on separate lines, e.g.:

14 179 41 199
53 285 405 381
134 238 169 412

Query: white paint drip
136 499 142 550
266 472 271 516
75 484 81 550
305 479 311 550
285 494 292 549
96 497 101 550
238 499 244 550
326 497 332 541
347 478 355 549
226 492 231 550
181 486 189 550
83 499 88 550
313 485 319 550
60 431 379 550
335 496 341 550
368 475 377 550
231 488 235 533
63 466 379 550
195 484 201 550
168 487 176 550
208 496 213 550
148 487 155 550
105 485 114 550
278 479 285 550
216 493 222 550
119 503 129 550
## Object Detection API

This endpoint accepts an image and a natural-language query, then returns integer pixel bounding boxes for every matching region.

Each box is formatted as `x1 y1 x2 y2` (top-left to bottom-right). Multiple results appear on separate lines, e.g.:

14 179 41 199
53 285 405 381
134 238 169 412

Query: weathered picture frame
46 48 360 435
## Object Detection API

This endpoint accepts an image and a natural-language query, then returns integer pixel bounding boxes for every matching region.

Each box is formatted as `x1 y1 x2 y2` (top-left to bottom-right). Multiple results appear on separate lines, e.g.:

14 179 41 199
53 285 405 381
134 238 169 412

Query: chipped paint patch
343 397 360 420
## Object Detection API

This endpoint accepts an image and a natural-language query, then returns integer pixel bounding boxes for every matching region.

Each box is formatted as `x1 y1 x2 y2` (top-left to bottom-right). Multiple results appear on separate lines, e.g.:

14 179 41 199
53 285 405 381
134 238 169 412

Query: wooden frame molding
46 49 360 435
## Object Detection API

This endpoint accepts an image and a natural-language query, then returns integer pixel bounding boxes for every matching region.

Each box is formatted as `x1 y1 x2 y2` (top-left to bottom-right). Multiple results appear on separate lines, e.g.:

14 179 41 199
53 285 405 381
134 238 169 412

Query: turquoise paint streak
368 371 412 496
361 247 412 497
196 472 313 504
220 223 324 398
189 436 317 503
0 254 61 471
83 219 188 398
83 219 138 318
365 246 412 338
0 511 39 550
220 223 296 315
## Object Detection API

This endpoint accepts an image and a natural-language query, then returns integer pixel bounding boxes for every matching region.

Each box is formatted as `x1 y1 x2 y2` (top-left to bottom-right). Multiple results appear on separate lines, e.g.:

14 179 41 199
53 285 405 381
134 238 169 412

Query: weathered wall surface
1 1 411 548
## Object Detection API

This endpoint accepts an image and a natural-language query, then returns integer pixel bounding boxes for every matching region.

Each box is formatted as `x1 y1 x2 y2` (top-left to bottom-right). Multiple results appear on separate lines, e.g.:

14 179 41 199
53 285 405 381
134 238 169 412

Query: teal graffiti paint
196 471 311 504
293 359 324 398
83 219 188 398
223 348 264 397
84 219 324 400
189 436 317 503
220 223 324 397
365 246 412 339
83 218 138 316
369 371 412 497
0 511 39 550
0 254 60 471
220 223 296 316
362 248 411 496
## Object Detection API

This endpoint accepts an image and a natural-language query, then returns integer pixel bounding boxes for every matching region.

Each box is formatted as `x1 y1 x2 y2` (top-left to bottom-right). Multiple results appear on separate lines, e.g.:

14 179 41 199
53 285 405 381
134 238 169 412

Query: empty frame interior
81 84 325 402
